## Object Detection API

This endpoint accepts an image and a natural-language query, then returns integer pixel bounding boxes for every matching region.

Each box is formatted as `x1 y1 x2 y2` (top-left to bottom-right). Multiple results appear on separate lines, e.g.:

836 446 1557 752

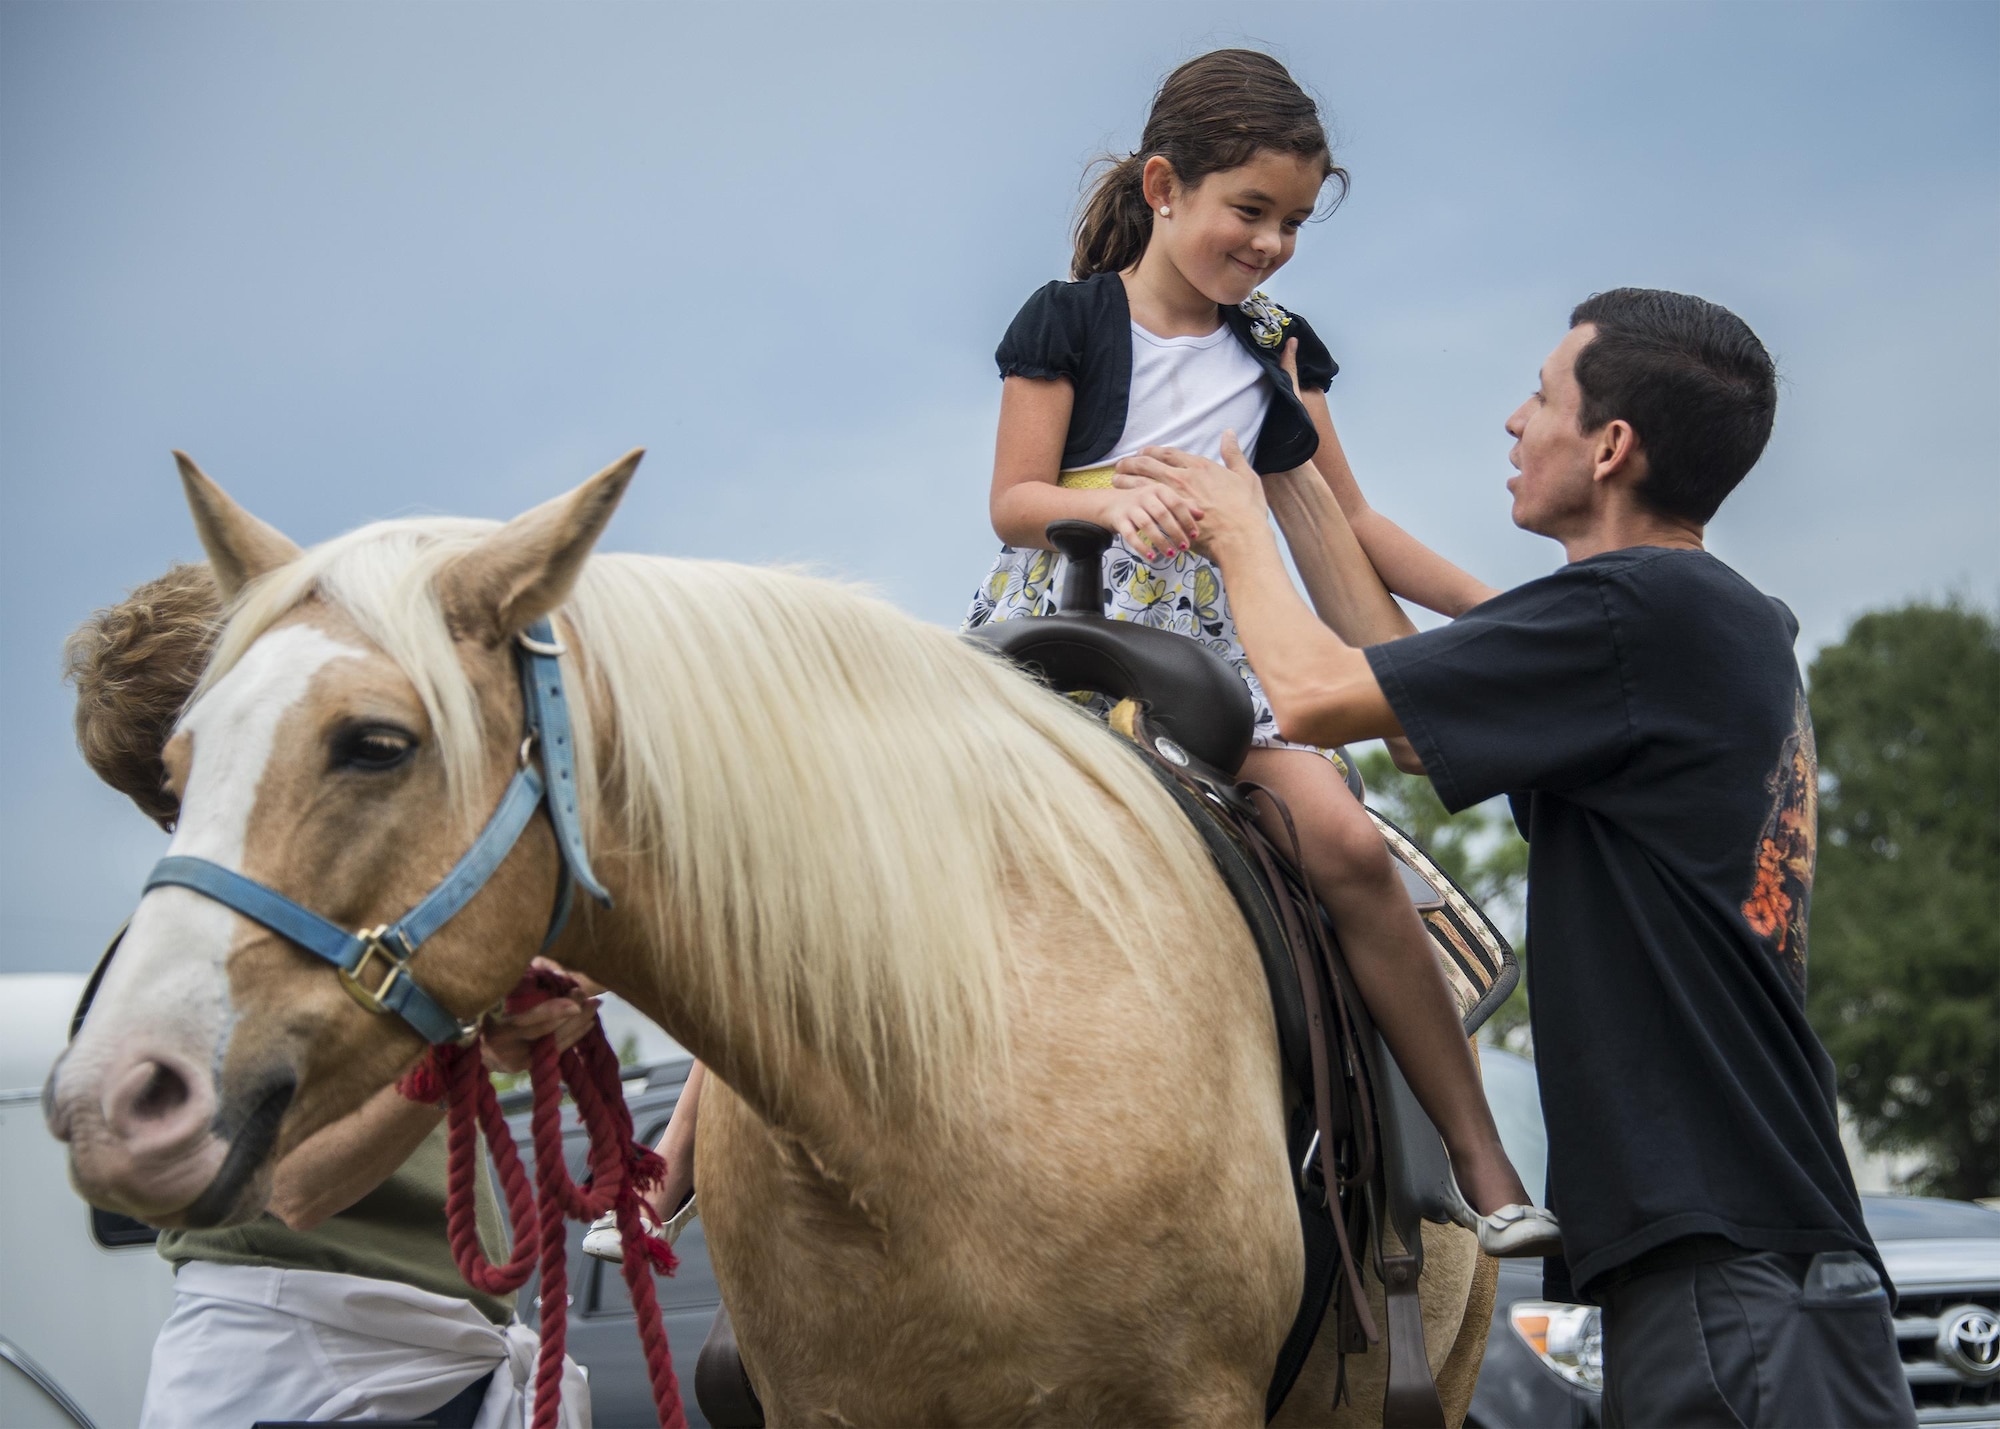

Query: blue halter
142 618 611 1045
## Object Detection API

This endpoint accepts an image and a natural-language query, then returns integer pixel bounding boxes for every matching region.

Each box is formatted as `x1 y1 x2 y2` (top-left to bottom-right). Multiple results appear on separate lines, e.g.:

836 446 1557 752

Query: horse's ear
175 453 304 601
440 449 643 645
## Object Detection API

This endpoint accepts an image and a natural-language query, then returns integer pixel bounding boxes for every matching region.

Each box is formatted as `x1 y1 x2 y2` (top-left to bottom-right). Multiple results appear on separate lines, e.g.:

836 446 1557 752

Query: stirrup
582 1192 698 1264
1442 1177 1564 1259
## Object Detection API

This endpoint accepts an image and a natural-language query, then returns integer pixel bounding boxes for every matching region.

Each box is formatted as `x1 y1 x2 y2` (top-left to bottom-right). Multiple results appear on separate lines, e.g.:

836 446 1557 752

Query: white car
0 973 176 1429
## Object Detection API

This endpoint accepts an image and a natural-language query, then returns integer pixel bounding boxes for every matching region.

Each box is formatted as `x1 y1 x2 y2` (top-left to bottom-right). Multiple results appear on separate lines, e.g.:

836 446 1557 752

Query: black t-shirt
993 271 1338 475
1366 546 1881 1301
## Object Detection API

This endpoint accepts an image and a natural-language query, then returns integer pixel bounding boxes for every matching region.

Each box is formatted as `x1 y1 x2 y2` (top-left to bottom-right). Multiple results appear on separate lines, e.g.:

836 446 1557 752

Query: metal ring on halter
519 735 538 769
516 629 567 658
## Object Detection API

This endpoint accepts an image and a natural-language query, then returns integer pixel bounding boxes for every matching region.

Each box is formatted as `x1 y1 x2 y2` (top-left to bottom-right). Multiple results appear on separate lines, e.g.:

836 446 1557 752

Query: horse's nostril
130 1061 191 1123
104 1054 213 1147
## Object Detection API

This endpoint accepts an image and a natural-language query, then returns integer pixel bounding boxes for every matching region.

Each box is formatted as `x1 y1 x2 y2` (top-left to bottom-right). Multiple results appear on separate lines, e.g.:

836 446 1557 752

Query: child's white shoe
581 1193 697 1264
1442 1178 1564 1259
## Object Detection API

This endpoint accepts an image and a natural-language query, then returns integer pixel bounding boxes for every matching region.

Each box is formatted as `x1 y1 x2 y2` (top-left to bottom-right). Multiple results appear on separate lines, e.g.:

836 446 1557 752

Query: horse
45 454 1492 1426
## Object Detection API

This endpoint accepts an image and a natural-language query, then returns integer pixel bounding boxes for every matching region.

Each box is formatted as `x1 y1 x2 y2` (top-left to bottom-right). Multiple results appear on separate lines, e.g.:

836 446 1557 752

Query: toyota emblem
1938 1304 2000 1382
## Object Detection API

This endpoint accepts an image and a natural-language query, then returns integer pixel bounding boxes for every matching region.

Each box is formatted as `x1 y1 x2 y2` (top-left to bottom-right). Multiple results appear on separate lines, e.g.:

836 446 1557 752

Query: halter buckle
341 926 412 1015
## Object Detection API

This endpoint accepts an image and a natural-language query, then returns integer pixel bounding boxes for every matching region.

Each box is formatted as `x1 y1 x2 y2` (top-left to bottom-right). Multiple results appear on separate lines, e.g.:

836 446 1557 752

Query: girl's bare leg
1239 746 1531 1215
645 1061 705 1219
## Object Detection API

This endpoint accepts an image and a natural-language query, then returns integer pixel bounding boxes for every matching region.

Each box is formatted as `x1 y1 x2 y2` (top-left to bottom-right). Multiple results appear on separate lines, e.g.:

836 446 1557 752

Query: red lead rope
398 968 688 1429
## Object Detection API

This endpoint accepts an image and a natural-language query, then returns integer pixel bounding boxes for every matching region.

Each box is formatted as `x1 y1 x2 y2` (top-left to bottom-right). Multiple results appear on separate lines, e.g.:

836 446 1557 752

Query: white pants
140 1261 591 1428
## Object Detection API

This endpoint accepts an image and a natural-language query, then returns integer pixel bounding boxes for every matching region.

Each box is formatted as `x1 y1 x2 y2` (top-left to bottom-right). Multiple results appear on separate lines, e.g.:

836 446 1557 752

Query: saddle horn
973 521 1256 775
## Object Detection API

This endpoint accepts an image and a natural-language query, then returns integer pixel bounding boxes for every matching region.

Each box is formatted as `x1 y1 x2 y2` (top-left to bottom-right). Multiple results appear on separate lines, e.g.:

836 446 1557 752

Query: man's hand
1115 431 1407 751
1114 431 1270 561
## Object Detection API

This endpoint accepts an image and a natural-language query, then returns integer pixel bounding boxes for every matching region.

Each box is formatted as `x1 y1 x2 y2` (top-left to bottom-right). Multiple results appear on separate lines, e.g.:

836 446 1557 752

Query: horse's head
45 451 639 1227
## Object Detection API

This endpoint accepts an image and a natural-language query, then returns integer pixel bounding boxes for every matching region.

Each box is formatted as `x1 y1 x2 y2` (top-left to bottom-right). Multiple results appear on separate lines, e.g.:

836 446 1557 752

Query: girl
592 48 1555 1265
964 48 1555 1253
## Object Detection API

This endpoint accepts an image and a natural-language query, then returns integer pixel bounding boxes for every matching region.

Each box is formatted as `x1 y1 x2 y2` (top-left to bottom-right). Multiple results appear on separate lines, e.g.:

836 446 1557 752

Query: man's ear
1591 420 1646 487
438 450 643 645
174 453 305 602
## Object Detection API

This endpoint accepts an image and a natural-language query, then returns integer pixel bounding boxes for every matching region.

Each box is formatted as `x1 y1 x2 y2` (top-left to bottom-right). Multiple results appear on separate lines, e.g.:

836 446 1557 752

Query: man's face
1504 324 1605 538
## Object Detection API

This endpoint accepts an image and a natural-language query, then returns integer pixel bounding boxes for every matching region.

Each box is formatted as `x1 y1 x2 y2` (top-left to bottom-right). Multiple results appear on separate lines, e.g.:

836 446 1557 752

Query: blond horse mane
196 519 1225 1102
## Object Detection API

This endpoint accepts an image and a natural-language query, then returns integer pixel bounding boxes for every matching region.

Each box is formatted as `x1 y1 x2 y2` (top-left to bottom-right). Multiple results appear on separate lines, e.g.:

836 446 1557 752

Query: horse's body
46 458 1485 1425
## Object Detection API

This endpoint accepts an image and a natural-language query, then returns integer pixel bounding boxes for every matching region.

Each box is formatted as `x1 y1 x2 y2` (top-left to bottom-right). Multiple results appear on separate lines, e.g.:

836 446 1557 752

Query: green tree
1355 747 1533 1049
1806 600 2000 1200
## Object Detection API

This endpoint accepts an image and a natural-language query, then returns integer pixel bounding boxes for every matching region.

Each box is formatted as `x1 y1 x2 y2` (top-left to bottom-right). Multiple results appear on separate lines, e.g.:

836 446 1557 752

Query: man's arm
1261 460 1429 772
267 1083 442 1231
1116 434 1406 751
1263 460 1418 646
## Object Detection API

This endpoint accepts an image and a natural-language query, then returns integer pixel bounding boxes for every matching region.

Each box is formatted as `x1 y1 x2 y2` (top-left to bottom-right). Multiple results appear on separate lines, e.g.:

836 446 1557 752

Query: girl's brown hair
1072 49 1347 281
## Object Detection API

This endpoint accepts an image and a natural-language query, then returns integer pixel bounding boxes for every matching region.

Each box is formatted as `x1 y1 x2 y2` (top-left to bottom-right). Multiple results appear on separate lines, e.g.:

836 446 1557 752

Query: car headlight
1509 1300 1603 1391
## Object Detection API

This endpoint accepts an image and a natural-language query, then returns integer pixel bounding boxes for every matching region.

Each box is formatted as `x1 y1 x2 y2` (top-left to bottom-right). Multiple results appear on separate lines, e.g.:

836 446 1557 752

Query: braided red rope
411 968 687 1429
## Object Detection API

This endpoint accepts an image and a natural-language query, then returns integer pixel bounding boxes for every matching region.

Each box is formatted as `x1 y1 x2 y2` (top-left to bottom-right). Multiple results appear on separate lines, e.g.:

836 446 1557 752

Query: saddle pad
1369 811 1520 1035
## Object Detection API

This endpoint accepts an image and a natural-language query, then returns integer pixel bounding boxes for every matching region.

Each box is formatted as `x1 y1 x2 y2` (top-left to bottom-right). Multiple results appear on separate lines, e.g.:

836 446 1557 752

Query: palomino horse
46 455 1490 1425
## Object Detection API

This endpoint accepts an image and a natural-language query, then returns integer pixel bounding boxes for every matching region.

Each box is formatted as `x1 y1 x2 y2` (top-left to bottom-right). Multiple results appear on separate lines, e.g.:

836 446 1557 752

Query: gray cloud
4 1 1994 971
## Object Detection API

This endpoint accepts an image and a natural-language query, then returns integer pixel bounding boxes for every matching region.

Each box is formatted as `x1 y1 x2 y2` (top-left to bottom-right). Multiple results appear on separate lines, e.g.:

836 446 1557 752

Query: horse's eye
332 725 416 772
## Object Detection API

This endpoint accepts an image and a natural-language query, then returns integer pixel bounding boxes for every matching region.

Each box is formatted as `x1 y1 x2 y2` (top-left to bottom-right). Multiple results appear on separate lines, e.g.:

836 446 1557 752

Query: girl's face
1150 150 1326 305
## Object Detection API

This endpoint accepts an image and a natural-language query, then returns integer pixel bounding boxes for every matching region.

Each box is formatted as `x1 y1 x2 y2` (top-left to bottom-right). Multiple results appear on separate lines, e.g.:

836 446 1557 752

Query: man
1119 289 1915 1426
64 561 596 1429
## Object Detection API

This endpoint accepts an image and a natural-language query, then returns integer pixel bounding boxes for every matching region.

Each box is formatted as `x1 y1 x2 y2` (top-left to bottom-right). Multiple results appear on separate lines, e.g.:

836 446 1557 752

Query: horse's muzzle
46 1044 292 1228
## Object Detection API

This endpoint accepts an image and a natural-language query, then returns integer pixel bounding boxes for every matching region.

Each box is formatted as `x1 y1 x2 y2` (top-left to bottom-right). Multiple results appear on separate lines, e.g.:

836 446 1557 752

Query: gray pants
1598 1239 1916 1428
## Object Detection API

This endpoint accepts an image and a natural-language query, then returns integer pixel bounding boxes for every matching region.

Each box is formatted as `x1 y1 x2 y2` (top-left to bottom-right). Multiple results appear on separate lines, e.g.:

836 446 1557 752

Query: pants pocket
1709 1250 1915 1429
1797 1298 1917 1428
1603 1265 1751 1429
1694 1258 1775 1427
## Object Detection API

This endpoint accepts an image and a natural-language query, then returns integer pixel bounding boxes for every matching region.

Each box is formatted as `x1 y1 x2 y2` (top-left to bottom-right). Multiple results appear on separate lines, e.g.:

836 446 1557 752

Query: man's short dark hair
1569 288 1777 524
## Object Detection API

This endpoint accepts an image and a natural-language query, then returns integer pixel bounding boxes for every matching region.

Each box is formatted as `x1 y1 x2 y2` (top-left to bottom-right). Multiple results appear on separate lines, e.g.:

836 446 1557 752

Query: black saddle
970 521 1261 776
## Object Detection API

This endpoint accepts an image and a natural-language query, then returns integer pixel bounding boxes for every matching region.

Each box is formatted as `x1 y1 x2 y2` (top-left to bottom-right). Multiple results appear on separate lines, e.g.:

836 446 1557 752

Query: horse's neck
570 905 867 1144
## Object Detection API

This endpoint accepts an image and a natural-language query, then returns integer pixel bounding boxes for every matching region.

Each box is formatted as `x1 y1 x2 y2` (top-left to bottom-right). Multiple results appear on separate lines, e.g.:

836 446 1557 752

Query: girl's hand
1115 431 1268 561
1100 479 1204 561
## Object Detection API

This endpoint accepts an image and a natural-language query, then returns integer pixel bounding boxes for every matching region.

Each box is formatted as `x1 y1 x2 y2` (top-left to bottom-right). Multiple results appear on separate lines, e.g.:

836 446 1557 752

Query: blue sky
3 2 1995 973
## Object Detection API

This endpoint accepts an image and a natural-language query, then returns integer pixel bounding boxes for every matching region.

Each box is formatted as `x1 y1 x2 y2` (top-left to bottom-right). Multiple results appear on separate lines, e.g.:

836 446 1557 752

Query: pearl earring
1160 206 1171 217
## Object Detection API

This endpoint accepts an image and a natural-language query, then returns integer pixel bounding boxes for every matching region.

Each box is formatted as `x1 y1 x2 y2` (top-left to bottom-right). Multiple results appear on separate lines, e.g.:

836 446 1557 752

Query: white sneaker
1442 1179 1564 1259
581 1193 697 1264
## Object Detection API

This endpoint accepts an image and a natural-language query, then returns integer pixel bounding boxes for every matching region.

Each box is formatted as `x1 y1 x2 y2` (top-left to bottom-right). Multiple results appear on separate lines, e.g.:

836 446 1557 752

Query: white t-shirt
1070 321 1272 472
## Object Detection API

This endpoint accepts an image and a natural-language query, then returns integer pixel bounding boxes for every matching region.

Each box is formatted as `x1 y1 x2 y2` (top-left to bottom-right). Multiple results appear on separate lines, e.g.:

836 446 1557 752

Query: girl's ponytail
1069 49 1347 282
1072 154 1154 280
